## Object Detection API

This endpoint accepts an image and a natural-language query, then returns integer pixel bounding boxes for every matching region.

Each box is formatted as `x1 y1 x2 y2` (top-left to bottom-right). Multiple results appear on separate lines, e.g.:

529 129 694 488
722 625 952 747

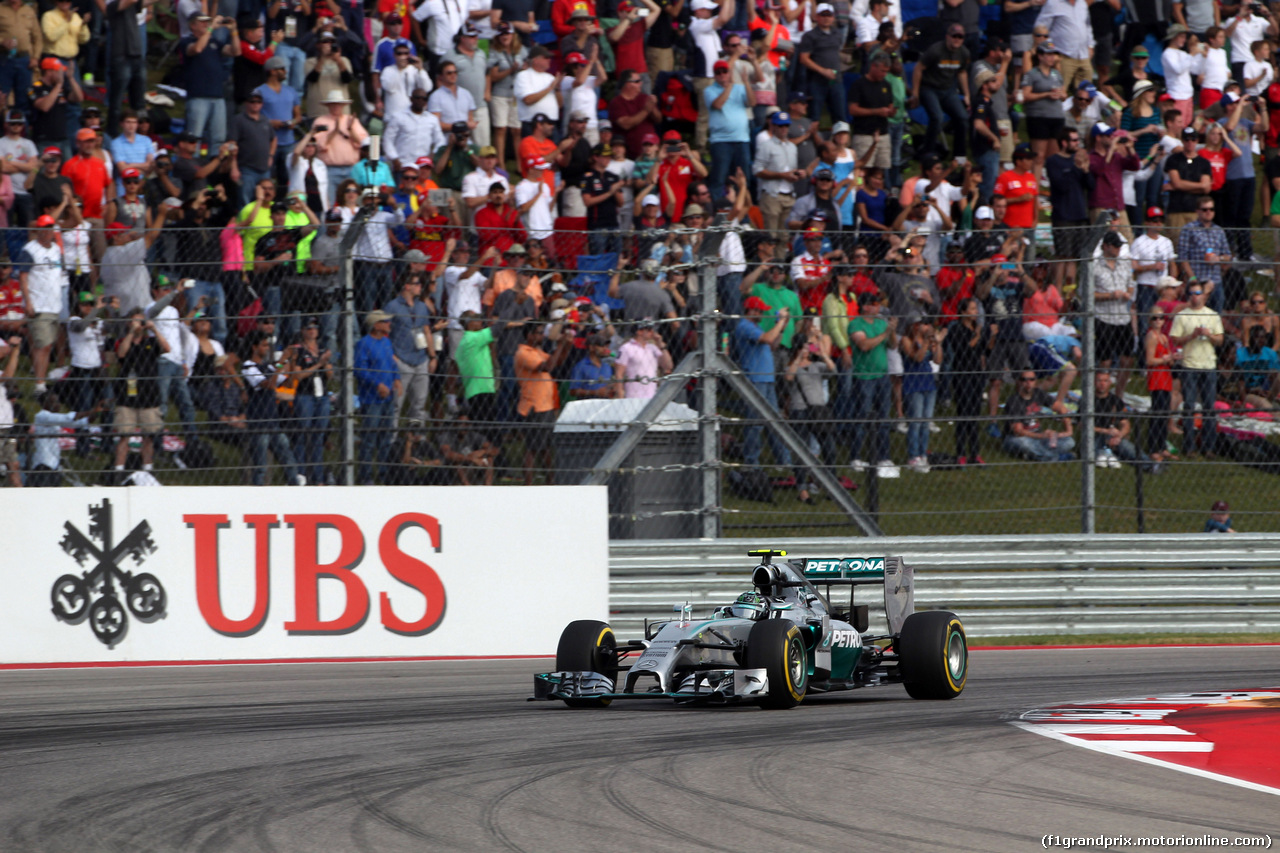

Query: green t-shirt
888 73 907 126
848 316 888 379
434 142 481 191
751 282 803 348
455 326 496 398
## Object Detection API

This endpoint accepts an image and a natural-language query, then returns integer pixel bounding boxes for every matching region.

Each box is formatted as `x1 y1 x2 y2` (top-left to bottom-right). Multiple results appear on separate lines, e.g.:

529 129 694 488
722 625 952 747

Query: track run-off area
0 646 1276 852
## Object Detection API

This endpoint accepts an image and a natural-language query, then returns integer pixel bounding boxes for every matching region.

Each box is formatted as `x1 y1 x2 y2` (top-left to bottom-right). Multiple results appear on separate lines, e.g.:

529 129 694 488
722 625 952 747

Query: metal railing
607 535 1280 638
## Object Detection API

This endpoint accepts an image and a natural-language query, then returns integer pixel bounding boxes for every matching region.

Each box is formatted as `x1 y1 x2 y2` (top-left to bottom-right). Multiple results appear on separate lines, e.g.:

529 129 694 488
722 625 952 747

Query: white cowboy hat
322 89 352 104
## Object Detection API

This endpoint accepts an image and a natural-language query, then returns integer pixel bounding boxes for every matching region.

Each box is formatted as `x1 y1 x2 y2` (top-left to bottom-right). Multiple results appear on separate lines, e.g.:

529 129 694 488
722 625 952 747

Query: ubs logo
52 498 167 647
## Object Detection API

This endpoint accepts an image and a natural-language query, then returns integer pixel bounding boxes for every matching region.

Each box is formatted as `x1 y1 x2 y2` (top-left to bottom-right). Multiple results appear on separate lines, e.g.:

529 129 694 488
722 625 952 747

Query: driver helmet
729 592 768 621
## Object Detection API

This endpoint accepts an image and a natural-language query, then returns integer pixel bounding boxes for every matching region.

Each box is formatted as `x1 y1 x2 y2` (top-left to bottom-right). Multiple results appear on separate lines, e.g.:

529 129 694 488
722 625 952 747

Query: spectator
454 311 505 422
30 58 81 159
1224 2 1275 85
615 321 673 398
384 87 448 176
978 256 1031 430
705 59 754 200
17 211 64 395
1234 324 1279 410
443 241 500 351
145 275 199 441
241 329 304 485
493 266 538 418
111 309 167 476
228 93 276 207
514 156 556 252
1044 127 1094 290
1092 371 1156 470
352 137 396 188
900 317 942 474
798 3 845 125
569 332 618 398
383 271 436 426
910 23 971 162
109 109 156 197
784 319 837 502
1021 41 1066 185
382 41 432 122
354 310 400 484
0 0 42 115
1204 499 1236 533
1168 282 1223 456
486 23 527 168
256 57 302 186
1036 0 1093 93
0 332 17 486
27 387 95 483
437 406 501 485
101 206 173 315
582 143 624 254
1165 124 1213 246
753 111 801 233
513 46 562 135
40 0 88 97
1159 30 1199 126
733 295 792 469
1093 230 1138 392
1130 207 1175 331
1144 303 1176 462
474 180 525 255
847 290 898 476
688 0 735 150
311 89 366 202
1202 26 1231 107
969 69 1002 202
428 58 478 137
106 0 145 136
609 70 661 158
1002 367 1075 461
1177 196 1232 312
1086 123 1140 239
462 144 510 211
1219 95 1264 261
514 320 573 484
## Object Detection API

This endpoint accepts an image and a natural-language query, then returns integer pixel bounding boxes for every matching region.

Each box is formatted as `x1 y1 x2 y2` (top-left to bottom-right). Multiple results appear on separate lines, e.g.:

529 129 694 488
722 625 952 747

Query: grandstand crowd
0 0 1279 489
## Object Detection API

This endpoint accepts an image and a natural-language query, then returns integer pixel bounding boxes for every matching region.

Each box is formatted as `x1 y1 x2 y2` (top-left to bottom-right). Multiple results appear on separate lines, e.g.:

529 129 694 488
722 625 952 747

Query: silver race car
532 550 967 709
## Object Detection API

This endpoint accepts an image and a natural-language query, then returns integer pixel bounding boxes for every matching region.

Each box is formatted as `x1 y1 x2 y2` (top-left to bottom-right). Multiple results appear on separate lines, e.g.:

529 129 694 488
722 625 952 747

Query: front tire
897 610 967 700
555 620 618 708
745 619 808 709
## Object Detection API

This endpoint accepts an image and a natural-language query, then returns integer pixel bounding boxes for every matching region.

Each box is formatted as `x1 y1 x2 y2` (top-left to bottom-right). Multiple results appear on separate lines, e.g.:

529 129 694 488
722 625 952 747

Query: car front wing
532 669 771 703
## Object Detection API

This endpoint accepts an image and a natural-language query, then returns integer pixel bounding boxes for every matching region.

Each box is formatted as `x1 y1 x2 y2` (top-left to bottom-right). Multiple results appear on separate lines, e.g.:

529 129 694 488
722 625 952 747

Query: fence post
699 262 720 539
338 207 375 487
1080 240 1096 534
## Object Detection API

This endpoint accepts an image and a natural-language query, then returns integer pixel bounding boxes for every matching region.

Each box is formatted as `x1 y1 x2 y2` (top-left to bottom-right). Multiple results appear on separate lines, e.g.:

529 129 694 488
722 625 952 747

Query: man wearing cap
383 270 437 426
554 107 593 216
847 53 895 170
705 57 754 200
474 179 525 254
228 92 277 207
374 13 417 73
608 70 661 158
911 24 971 161
1130 205 1174 331
798 2 846 125
513 46 562 132
255 56 303 185
558 9 603 79
17 212 61 395
28 56 80 156
615 320 673 400
1093 230 1139 391
1035 0 1093 92
381 40 432 119
970 68 1002 201
609 0 659 84
462 145 511 212
353 187 407 318
972 38 1014 164
513 155 556 248
995 143 1038 232
581 143 624 254
384 87 447 174
0 110 38 227
231 18 275 107
302 32 355 119
517 111 558 191
1101 45 1163 109
789 166 843 233
734 295 792 468
1168 282 1223 456
1087 122 1140 240
433 120 481 196
179 14 240 153
0 0 42 115
1224 1 1276 84
60 125 108 256
101 205 178 315
1164 125 1212 243
688 0 735 149
240 329 305 486
312 89 368 202
353 310 399 483
753 111 801 232
652 130 705 220
413 0 468 64
445 22 490 147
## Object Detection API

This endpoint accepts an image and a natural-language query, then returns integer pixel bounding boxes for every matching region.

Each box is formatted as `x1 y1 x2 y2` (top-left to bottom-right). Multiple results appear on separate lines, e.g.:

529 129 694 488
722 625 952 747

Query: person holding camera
178 15 240 152
311 88 367 203
382 39 432 119
303 31 355 119
111 308 169 475
1224 1 1277 86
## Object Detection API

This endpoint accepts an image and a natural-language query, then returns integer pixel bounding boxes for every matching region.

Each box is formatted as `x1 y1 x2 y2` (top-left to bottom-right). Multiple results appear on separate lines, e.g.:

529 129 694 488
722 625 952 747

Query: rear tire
897 610 967 700
745 619 808 709
555 620 618 708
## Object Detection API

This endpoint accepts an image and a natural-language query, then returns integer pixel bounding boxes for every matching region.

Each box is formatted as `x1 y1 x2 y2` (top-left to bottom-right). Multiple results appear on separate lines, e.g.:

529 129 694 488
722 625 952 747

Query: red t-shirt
936 266 975 324
994 169 1036 228
518 135 558 194
61 155 110 220
851 272 879 296
408 213 453 264
610 19 645 80
608 92 657 159
0 276 23 319
1201 147 1233 191
793 252 831 313
473 202 526 256
654 156 696 219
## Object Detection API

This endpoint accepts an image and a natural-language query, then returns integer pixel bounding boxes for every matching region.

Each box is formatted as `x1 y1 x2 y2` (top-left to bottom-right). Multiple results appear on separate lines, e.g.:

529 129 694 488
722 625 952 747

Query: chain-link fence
4 214 1280 538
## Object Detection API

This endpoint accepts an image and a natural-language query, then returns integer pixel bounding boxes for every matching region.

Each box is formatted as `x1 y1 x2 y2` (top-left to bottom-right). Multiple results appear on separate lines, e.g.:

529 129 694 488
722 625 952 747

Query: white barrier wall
1 486 609 665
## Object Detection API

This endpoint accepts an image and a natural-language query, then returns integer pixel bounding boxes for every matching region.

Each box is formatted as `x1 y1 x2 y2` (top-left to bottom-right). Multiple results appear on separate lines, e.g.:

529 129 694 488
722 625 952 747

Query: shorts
1025 116 1065 142
989 339 1030 375
1010 33 1033 55
521 409 556 454
0 436 15 466
1051 219 1089 258
886 347 904 376
29 312 58 350
115 406 163 435
852 133 891 169
1096 321 1136 363
490 95 520 130
1029 339 1069 377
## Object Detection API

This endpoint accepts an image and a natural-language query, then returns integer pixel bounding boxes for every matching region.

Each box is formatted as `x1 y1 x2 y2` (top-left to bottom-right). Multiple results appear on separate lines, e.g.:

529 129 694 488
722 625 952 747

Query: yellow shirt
1169 306 1223 371
40 8 87 59
0 3 42 57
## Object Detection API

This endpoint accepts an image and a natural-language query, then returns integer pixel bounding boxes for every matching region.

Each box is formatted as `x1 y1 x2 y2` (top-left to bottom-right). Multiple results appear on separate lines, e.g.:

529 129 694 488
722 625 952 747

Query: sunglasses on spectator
1252 298 1267 304
411 94 428 99
442 69 457 75
395 51 410 56
1189 290 1204 296
1200 206 1214 211
1033 32 1047 37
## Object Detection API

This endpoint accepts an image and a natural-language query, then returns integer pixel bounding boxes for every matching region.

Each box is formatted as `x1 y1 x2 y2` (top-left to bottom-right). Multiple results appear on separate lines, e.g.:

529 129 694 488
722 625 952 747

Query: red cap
1145 205 1164 219
991 254 1008 264
105 221 129 232
662 129 682 142
713 60 730 72
41 146 62 158
33 214 56 227
525 156 550 170
641 132 660 144
75 127 96 142
565 51 587 65
1212 500 1230 512
743 296 771 312
40 57 64 72
384 13 403 23
316 5 334 14
415 155 433 168
121 168 141 179
805 225 823 234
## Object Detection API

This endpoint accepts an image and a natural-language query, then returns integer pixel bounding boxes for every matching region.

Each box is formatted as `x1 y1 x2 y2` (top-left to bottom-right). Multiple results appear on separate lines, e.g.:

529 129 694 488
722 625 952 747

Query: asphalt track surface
0 647 1276 853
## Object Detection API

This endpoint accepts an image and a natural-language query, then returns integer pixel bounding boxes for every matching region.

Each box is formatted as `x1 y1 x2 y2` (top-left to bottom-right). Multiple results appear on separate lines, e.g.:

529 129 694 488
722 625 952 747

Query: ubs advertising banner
0 486 609 665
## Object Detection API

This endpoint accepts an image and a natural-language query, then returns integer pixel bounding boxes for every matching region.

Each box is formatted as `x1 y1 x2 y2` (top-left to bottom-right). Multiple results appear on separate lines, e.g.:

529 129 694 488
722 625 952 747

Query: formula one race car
532 550 967 709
